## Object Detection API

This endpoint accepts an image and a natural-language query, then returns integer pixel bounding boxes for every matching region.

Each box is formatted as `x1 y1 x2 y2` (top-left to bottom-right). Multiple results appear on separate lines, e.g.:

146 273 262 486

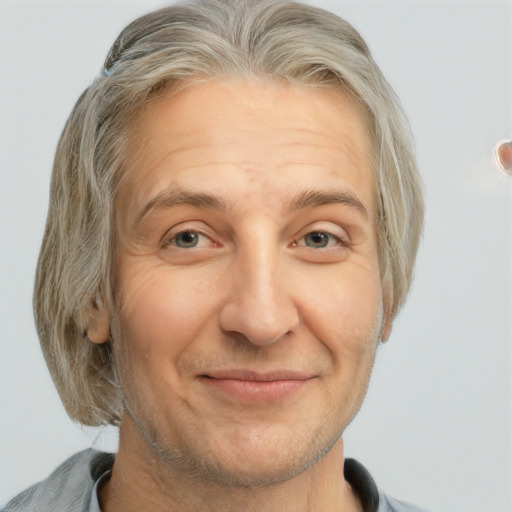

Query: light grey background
0 1 510 511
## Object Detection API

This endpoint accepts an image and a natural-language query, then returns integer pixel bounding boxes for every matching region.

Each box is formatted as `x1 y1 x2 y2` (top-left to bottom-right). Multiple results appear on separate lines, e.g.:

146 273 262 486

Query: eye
300 231 342 249
173 231 201 248
159 225 222 264
166 230 213 249
290 226 349 263
303 231 337 248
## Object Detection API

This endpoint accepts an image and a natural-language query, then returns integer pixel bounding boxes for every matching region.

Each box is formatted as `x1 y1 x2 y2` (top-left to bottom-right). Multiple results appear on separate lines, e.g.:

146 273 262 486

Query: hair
34 0 424 426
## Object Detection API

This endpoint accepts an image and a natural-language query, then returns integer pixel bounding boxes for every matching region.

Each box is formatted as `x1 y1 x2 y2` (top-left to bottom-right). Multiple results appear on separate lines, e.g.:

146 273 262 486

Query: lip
198 369 316 402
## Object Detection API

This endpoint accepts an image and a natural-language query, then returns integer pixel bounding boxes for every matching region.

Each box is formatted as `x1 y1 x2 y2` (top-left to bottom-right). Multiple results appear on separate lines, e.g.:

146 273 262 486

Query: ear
86 298 111 344
380 317 393 343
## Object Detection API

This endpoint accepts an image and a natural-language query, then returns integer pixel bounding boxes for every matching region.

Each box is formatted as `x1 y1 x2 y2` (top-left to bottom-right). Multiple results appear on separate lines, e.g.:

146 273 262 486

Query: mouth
198 370 317 402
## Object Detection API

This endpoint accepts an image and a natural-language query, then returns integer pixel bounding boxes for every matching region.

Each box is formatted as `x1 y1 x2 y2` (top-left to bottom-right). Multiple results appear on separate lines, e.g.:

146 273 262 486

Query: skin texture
89 79 388 512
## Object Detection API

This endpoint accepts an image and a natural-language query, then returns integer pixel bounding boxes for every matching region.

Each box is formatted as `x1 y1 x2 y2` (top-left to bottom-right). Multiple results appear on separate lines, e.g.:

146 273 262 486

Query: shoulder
2 449 115 512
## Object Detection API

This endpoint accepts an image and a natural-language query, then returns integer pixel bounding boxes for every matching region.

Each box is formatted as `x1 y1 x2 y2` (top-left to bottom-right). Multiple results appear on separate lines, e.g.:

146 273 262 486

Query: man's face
106 80 384 485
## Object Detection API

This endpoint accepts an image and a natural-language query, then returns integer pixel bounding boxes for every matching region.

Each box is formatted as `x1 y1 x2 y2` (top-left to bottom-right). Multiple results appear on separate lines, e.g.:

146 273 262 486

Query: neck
99 417 362 512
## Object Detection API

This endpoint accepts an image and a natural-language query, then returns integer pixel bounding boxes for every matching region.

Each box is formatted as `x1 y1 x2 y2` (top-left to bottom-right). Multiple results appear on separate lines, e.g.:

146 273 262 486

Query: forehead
118 79 375 217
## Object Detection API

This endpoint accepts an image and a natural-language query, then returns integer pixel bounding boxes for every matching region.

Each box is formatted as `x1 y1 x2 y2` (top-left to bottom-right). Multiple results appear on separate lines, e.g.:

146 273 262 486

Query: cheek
111 263 225 418
298 262 383 354
112 258 223 373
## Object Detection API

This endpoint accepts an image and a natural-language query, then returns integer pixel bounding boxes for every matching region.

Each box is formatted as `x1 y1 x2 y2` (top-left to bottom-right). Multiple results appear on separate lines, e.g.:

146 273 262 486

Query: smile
198 370 317 402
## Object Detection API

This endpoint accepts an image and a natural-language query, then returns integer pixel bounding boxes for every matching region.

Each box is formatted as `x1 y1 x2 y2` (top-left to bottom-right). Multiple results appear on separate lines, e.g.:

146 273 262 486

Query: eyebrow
136 190 227 223
136 187 369 224
289 189 369 218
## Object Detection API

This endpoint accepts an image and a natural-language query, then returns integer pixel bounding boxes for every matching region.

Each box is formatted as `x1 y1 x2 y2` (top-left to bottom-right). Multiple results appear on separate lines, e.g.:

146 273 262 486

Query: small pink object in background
495 139 512 174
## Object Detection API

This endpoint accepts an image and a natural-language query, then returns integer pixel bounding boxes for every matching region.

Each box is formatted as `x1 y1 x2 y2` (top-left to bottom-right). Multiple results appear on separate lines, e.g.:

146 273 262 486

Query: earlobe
86 299 111 344
380 318 393 343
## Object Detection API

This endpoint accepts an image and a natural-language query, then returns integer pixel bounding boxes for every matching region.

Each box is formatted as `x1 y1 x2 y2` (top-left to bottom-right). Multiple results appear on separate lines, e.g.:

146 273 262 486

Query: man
3 0 426 511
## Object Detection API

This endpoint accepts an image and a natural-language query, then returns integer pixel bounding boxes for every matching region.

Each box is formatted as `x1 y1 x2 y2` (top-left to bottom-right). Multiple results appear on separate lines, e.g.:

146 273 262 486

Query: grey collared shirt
3 449 431 512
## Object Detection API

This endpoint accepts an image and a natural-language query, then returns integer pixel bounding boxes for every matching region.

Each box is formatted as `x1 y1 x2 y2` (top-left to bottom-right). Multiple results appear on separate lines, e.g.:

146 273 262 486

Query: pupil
306 232 329 248
176 232 198 247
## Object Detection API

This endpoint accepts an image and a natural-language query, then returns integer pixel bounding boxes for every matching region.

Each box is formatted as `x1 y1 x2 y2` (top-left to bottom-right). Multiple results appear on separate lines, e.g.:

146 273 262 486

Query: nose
218 241 300 347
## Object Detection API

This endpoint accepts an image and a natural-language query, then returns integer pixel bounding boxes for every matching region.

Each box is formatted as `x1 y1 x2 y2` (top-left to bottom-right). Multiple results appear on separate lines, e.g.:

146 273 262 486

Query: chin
152 421 342 489
189 450 324 489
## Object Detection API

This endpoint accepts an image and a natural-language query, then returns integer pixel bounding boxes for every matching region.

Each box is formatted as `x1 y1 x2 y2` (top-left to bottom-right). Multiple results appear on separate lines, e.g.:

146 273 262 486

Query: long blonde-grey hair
34 0 424 426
